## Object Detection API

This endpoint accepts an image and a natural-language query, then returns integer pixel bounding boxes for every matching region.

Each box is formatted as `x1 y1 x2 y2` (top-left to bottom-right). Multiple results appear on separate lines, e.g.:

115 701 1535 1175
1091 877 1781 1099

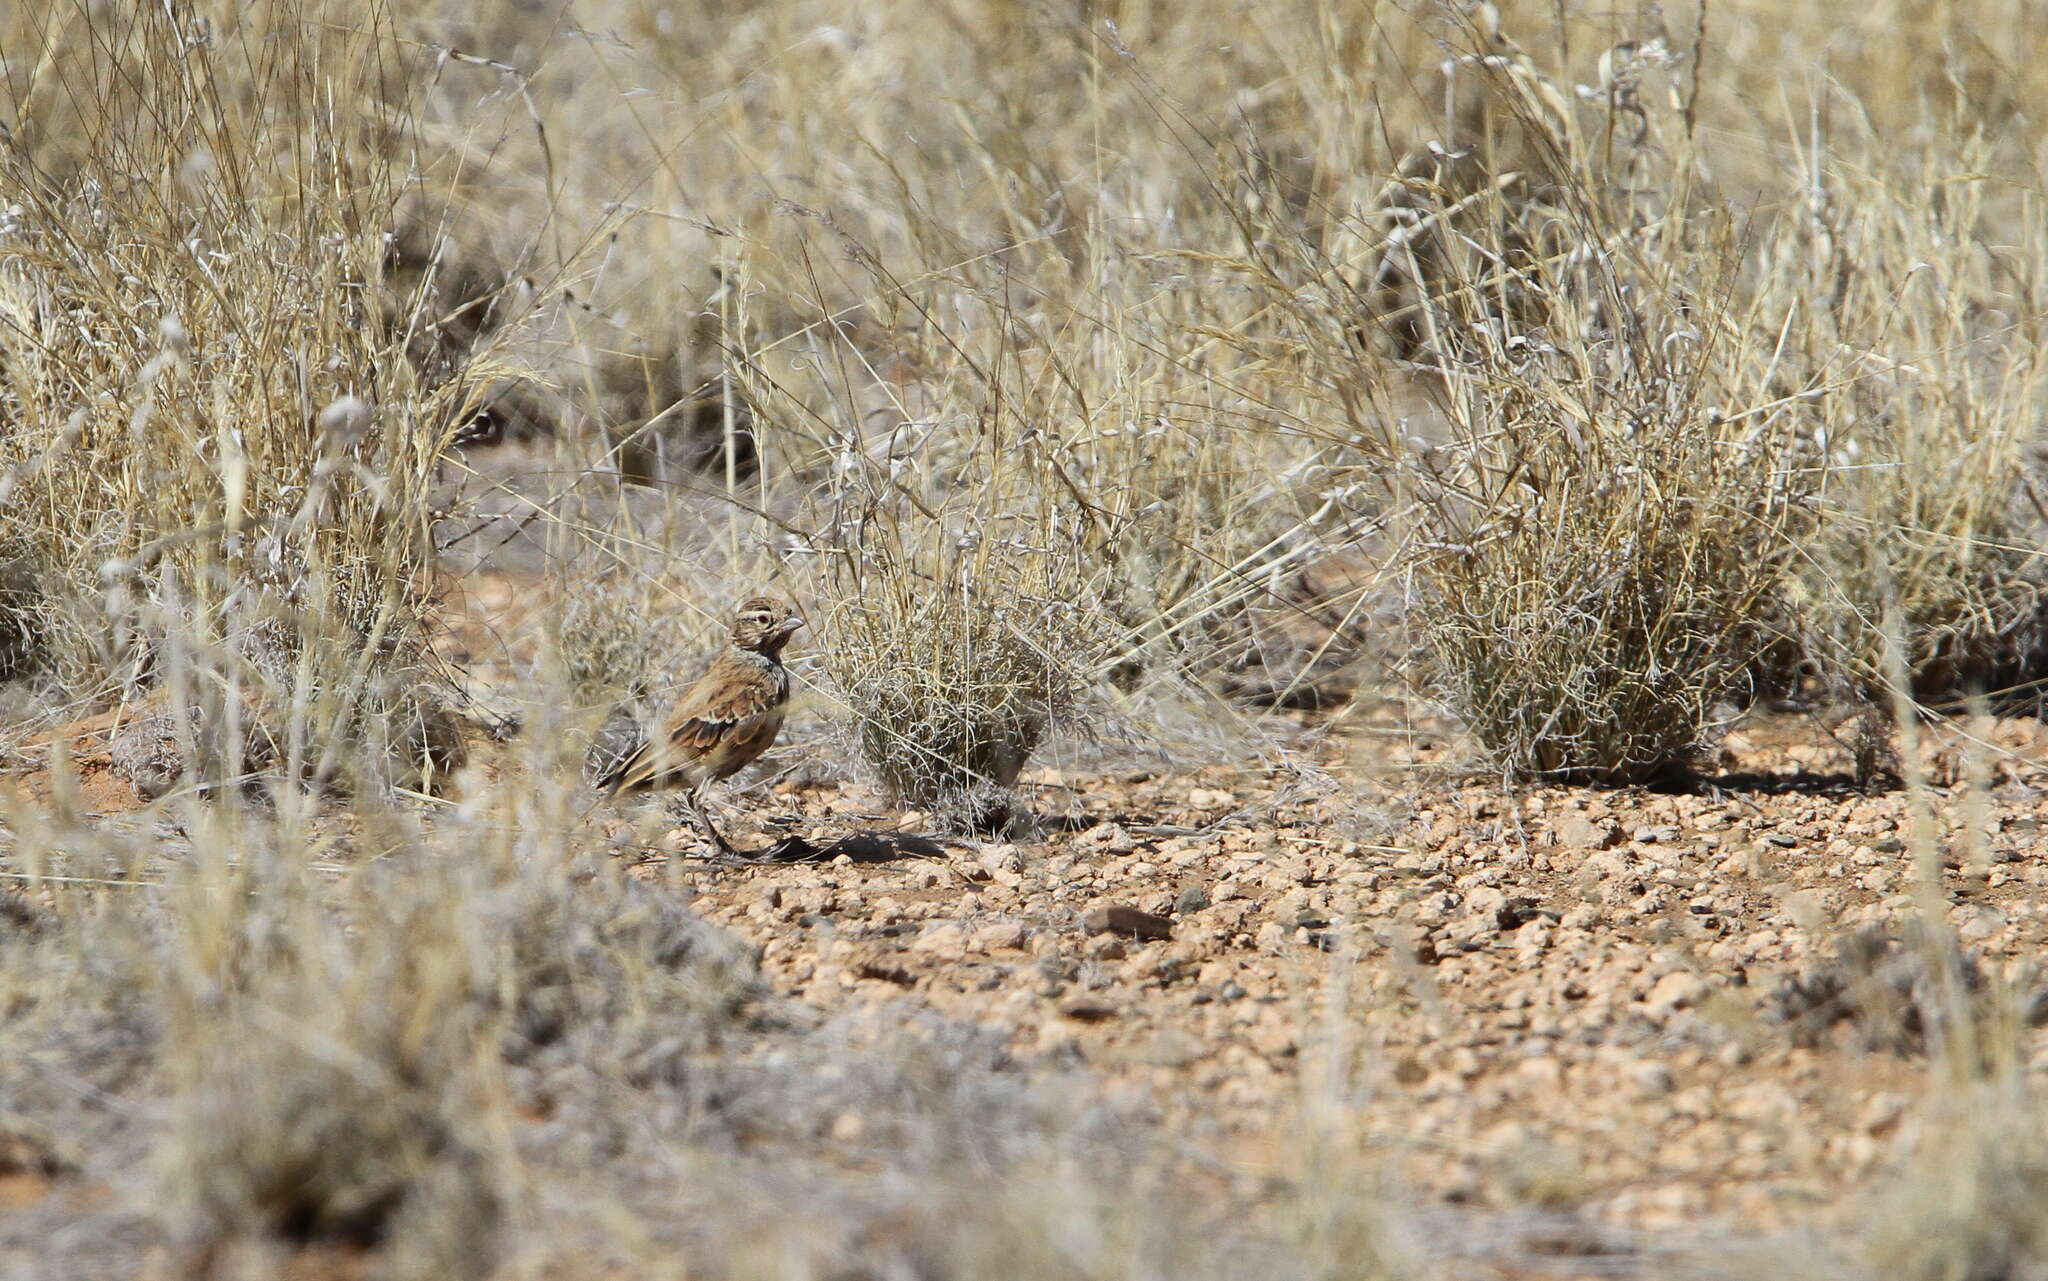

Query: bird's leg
688 788 737 858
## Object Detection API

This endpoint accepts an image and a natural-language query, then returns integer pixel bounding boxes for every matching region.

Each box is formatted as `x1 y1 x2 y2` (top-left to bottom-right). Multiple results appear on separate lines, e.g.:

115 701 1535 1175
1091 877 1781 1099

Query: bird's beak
780 616 807 634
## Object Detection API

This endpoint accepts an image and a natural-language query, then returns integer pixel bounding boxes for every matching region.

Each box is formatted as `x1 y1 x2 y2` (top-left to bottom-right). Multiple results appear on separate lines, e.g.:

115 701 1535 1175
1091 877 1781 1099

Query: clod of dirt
850 947 918 986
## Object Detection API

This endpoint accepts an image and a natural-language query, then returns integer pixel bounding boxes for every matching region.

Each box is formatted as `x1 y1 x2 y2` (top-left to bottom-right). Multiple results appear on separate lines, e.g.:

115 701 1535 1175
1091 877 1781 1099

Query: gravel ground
646 715 2048 1231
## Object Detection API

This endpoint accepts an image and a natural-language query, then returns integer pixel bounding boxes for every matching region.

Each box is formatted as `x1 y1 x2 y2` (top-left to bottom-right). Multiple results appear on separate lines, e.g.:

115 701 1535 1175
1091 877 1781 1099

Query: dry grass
826 533 1102 831
0 2 528 789
1376 186 1814 780
4 0 2048 1274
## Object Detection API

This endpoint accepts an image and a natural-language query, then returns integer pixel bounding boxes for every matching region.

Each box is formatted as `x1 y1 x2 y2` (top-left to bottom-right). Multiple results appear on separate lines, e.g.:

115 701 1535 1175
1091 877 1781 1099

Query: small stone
1084 904 1174 940
1781 889 1829 930
978 844 1026 874
1955 905 2007 943
1175 885 1212 914
1087 935 1127 961
1074 823 1135 855
972 921 1029 952
909 923 967 958
1644 970 1705 1013
1553 816 1622 850
1631 1061 1675 1096
1187 788 1235 810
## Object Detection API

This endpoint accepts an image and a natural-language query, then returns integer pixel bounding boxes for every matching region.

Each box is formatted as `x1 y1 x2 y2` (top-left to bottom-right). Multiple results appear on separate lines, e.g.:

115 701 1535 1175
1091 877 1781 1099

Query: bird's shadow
746 830 949 864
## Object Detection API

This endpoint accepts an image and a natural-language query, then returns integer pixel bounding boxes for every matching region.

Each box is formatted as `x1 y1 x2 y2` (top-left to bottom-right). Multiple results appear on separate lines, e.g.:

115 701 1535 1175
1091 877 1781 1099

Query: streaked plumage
600 596 804 854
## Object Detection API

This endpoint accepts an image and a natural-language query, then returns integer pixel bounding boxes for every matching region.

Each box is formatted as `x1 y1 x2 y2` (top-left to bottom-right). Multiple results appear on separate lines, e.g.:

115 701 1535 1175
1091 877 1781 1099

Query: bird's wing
604 652 784 793
665 651 783 750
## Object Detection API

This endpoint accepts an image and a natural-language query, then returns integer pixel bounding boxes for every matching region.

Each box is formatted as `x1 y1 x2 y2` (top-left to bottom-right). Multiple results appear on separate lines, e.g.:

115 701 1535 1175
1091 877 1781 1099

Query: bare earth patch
639 719 2048 1233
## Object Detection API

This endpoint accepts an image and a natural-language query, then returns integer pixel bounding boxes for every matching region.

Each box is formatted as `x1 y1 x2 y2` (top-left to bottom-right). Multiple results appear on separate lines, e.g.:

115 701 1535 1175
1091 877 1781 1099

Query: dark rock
1084 905 1173 940
1495 897 1545 931
1060 999 1119 1022
0 892 44 939
851 949 917 986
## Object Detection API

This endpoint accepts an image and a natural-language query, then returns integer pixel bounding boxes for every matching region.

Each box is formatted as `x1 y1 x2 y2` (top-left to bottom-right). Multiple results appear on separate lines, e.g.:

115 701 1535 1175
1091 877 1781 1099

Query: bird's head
730 596 805 654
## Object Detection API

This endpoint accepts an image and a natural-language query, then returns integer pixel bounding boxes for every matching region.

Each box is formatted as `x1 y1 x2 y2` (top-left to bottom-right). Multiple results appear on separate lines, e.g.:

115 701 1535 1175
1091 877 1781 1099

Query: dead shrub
490 858 763 1076
827 537 1100 833
1298 17 1837 781
153 819 760 1272
153 851 502 1270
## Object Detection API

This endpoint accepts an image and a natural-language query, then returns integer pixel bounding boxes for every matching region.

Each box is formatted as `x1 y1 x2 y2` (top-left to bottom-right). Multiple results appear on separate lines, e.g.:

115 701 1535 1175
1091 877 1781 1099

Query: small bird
599 595 805 855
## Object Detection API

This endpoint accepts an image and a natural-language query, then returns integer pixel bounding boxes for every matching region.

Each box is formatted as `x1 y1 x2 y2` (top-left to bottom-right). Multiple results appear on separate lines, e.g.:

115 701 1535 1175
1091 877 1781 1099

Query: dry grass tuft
1867 1081 2048 1281
140 811 762 1271
1773 155 2048 711
1397 300 1810 783
1338 41 1813 782
827 540 1101 833
0 3 519 786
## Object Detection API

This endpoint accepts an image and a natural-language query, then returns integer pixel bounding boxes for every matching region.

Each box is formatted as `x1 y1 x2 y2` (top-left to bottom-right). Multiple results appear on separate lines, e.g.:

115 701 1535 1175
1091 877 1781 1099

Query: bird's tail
596 740 649 795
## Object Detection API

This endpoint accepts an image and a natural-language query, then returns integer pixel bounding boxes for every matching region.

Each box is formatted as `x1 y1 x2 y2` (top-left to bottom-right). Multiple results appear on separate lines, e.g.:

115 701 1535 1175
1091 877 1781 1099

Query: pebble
972 921 1029 952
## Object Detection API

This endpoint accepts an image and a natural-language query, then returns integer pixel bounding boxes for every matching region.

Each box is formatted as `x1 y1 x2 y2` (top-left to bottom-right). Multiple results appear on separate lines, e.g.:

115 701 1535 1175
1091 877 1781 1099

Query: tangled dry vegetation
4 0 2048 1276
